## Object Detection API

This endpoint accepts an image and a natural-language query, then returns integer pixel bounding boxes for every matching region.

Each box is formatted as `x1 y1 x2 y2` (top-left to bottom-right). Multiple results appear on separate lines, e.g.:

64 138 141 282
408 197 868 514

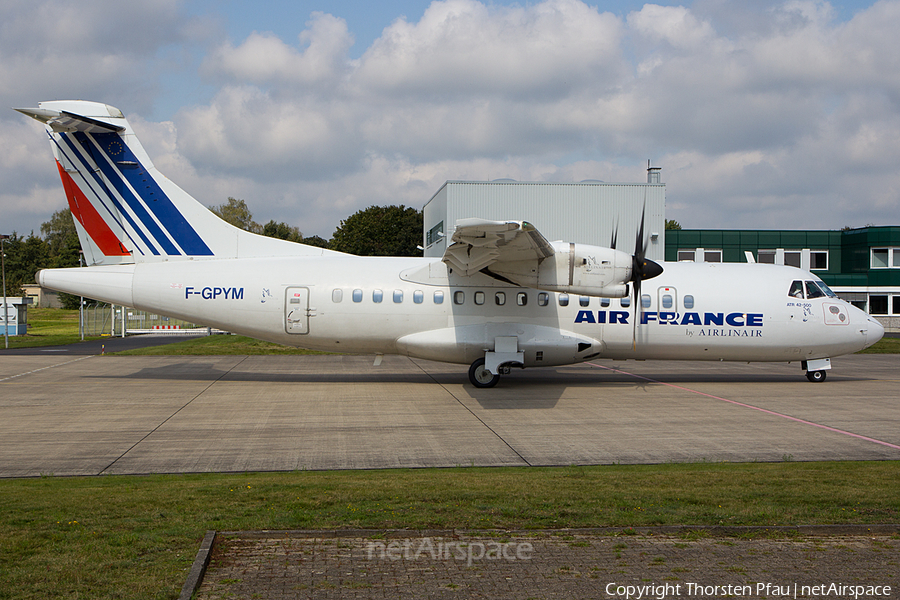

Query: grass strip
0 462 898 599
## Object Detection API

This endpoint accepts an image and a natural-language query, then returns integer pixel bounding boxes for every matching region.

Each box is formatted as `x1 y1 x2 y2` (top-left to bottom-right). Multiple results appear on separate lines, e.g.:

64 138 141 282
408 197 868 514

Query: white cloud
203 12 354 87
2 0 900 239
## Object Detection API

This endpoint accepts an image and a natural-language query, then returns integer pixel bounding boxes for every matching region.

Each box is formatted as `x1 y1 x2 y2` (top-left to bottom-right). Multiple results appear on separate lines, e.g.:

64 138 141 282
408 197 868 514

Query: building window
704 250 722 263
758 250 776 264
677 250 695 262
538 293 549 306
393 290 403 303
810 251 828 270
426 221 444 247
870 295 888 315
496 292 506 306
352 289 363 303
783 251 802 268
434 290 444 304
474 291 485 305
332 289 343 303
871 248 900 268
558 293 569 307
893 296 900 315
413 290 424 304
454 291 465 305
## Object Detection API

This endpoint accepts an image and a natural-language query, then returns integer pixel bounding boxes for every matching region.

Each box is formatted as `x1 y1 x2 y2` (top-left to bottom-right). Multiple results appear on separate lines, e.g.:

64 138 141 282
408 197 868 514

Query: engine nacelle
489 242 633 298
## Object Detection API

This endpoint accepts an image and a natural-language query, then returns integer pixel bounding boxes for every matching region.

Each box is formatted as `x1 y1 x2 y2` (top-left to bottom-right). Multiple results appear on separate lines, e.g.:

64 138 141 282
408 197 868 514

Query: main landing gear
468 358 501 388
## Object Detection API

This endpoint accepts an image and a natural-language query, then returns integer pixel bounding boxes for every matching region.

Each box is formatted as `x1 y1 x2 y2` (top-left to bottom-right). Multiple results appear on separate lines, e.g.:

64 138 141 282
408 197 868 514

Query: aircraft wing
441 219 555 276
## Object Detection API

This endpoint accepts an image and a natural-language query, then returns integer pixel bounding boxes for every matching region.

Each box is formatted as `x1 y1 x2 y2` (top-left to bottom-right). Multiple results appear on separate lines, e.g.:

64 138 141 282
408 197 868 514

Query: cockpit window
788 280 804 299
805 281 826 299
807 280 837 299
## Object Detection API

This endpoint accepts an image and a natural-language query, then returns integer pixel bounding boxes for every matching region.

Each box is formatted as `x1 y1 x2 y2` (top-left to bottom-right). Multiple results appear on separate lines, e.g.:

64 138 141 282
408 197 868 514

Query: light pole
1 234 9 349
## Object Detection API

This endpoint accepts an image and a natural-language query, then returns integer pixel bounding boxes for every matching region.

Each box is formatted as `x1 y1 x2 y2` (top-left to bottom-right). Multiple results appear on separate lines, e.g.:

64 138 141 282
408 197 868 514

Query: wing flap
442 219 555 276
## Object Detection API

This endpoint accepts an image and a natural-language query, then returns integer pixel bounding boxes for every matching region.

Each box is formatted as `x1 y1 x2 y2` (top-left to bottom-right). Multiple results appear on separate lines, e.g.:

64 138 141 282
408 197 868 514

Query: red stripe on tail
56 161 130 256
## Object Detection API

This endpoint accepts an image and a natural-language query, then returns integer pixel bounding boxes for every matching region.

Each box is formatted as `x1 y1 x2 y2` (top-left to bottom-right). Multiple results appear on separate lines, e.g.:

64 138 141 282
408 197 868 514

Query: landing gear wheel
806 370 827 383
469 358 500 388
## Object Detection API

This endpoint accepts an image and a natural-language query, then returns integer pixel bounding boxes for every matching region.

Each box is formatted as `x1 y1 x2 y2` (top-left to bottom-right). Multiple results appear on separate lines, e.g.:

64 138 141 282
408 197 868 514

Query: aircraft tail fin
17 101 333 265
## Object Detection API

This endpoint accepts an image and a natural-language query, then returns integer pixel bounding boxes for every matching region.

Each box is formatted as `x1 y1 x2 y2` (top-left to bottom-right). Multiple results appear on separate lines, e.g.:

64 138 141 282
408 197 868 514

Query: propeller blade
629 202 664 349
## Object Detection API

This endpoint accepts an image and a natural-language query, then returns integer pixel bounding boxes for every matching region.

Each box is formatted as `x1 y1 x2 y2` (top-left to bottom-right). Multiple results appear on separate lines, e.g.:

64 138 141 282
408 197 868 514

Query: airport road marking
586 362 900 453
0 356 94 383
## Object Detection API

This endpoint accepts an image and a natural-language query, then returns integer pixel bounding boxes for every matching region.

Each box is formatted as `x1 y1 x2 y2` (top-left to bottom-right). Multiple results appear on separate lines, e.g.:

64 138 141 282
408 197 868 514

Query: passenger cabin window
661 294 673 309
517 292 527 306
558 293 569 307
600 298 610 307
413 290 424 304
684 295 694 309
393 290 404 303
454 291 465 305
621 297 631 307
373 289 383 303
474 291 485 305
788 281 804 299
579 296 590 307
538 292 549 306
352 289 363 303
642 294 652 308
434 290 444 304
332 289 343 303
495 292 506 306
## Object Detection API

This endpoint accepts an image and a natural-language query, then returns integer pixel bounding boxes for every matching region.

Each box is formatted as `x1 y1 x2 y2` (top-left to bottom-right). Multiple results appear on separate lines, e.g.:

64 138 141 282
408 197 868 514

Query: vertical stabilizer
17 101 335 265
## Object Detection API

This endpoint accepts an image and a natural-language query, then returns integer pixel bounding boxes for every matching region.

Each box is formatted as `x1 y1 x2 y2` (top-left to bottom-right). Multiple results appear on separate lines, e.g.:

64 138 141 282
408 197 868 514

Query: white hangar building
422 168 665 261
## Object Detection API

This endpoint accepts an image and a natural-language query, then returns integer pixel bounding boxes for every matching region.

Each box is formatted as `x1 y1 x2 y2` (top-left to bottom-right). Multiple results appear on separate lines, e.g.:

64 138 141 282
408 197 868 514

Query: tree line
1 198 423 305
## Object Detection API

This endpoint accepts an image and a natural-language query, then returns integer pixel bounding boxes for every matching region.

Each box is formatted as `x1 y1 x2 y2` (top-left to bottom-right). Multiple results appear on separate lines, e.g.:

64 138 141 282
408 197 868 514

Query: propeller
630 205 664 349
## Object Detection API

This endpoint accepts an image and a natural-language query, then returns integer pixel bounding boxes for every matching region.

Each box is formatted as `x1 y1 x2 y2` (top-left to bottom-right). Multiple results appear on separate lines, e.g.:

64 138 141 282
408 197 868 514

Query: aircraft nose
865 315 885 348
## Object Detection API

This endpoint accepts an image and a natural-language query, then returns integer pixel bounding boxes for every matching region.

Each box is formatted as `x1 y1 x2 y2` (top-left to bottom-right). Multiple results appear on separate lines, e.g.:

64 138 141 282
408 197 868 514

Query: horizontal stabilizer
15 107 125 133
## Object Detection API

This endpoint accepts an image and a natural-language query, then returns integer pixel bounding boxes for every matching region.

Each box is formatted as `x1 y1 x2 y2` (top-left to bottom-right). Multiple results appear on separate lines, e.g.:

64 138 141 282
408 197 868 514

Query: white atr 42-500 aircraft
18 101 884 387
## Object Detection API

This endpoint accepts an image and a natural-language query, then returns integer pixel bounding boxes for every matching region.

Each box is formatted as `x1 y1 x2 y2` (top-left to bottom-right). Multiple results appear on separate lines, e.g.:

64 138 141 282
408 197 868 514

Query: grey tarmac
0 353 898 477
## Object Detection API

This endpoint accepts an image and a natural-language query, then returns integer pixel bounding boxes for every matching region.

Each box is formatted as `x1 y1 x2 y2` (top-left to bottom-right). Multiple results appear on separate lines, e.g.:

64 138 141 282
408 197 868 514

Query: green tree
330 205 423 256
261 219 304 243
40 209 82 269
209 197 262 233
2 232 50 296
665 219 682 231
300 235 330 249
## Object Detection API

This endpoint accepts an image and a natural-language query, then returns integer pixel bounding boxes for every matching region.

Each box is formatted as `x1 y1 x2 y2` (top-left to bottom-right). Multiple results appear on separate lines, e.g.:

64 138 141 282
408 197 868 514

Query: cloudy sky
2 0 898 239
